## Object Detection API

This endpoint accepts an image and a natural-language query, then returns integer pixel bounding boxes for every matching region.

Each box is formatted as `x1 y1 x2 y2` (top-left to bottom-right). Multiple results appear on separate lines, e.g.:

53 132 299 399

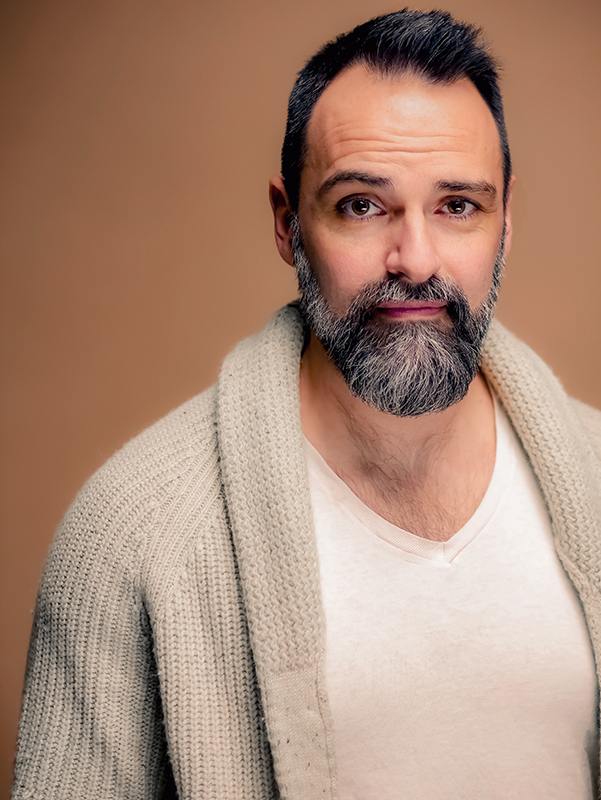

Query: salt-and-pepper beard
291 215 505 417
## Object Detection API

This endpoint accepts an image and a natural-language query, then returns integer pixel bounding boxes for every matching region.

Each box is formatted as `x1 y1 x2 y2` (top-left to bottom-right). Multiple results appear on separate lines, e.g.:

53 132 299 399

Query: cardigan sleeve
12 463 176 799
11 383 275 799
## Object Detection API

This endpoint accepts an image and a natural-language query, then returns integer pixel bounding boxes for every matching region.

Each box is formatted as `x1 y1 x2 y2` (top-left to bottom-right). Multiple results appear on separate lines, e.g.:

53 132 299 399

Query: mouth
375 300 447 319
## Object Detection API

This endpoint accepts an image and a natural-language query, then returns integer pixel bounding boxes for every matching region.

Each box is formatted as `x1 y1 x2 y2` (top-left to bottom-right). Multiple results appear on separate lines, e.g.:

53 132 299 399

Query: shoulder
483 319 601 471
43 385 223 612
100 382 220 488
569 397 601 461
483 321 599 424
67 382 220 526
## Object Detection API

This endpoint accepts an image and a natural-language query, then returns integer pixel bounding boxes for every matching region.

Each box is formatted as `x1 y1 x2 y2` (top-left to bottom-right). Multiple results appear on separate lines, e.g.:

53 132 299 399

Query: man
13 9 601 800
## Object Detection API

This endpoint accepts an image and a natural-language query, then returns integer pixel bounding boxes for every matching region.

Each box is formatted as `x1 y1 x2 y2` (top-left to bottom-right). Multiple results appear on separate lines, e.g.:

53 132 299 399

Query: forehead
303 64 503 185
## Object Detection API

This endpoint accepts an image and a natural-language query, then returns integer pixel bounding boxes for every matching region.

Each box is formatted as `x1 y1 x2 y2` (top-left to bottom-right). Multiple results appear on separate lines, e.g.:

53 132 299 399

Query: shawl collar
217 305 336 800
481 322 601 710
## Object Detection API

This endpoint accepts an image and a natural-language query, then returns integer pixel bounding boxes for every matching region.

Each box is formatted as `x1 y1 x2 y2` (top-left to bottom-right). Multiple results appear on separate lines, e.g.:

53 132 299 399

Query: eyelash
440 198 481 220
337 196 383 221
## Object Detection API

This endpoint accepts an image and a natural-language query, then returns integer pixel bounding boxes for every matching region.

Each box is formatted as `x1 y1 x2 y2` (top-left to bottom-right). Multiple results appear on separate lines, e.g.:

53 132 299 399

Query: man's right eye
338 197 383 219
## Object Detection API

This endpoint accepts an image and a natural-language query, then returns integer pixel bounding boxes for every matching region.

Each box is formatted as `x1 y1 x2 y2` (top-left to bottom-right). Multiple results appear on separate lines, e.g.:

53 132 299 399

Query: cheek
444 238 500 307
459 257 497 309
312 255 359 310
303 236 376 309
320 254 389 314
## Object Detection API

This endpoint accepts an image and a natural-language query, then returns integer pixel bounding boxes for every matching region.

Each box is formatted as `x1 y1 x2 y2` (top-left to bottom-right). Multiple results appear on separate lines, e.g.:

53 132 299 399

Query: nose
384 214 440 284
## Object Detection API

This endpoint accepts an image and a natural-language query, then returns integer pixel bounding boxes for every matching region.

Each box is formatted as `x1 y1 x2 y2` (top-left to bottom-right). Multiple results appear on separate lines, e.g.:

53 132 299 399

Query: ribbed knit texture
217 307 336 798
13 305 601 800
14 388 276 799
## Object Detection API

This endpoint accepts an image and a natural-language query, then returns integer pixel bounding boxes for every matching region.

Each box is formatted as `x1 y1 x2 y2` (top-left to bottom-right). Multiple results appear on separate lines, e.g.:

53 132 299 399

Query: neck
300 332 496 540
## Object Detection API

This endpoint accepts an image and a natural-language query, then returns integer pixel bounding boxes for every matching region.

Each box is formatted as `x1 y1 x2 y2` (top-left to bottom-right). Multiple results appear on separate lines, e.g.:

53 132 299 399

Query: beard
291 215 505 418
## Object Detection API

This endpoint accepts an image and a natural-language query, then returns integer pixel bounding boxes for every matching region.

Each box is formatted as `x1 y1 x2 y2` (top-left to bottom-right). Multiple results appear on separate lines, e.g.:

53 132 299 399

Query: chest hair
332 429 494 542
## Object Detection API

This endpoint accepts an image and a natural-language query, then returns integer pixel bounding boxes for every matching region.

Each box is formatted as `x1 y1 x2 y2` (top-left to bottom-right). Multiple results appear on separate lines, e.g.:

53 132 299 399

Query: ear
269 175 295 267
503 175 516 257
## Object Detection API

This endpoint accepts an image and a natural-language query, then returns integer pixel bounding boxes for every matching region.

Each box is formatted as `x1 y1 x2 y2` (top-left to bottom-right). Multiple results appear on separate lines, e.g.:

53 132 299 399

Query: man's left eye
443 198 476 216
339 197 382 218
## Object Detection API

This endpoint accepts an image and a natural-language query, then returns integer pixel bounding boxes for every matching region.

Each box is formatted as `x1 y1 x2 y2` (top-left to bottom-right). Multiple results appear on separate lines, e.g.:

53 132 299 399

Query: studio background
1 0 599 795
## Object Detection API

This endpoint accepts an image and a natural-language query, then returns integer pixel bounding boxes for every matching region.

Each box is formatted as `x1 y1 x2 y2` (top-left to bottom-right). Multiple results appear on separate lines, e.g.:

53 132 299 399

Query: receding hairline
299 63 506 199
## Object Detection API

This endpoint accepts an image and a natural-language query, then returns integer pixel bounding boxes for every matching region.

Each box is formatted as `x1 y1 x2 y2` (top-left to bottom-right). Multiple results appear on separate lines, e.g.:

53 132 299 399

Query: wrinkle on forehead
313 129 486 158
304 66 502 177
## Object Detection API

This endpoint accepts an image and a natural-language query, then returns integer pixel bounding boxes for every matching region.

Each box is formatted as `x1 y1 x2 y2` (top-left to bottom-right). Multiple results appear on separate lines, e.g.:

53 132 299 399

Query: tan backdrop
1 0 599 794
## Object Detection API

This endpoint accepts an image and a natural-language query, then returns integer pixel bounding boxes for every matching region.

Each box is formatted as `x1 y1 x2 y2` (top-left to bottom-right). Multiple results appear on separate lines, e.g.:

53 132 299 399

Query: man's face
296 65 509 315
272 65 512 416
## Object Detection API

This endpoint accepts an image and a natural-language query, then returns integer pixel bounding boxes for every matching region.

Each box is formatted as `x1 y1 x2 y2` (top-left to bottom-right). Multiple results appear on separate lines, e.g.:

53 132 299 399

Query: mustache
344 274 471 324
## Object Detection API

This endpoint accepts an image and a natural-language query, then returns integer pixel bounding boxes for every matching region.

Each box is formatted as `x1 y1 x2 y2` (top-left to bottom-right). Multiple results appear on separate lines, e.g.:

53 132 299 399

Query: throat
300 358 497 542
332 457 493 542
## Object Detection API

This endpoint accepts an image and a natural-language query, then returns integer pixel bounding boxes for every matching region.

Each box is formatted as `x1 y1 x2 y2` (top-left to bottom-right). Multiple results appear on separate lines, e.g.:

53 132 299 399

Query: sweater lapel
482 320 601 677
217 305 336 800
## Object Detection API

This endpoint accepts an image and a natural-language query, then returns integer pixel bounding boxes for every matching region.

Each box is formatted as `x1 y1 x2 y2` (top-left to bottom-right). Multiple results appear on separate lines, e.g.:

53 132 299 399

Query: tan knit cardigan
14 305 601 800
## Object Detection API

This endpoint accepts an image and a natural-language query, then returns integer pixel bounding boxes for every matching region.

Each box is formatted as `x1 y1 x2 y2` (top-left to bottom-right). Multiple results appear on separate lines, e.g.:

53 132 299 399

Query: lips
376 300 446 318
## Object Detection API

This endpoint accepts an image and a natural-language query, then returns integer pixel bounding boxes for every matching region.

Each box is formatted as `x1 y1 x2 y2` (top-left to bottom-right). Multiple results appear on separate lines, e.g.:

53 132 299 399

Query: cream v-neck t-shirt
305 399 599 799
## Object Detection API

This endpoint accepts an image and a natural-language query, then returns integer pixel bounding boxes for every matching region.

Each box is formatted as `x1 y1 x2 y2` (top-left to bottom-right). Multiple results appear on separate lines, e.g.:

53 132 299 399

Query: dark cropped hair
281 9 511 210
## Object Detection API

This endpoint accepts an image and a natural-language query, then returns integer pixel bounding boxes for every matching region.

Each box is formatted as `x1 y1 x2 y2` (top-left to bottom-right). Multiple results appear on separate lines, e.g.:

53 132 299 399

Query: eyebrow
434 180 497 201
316 171 393 201
315 172 499 203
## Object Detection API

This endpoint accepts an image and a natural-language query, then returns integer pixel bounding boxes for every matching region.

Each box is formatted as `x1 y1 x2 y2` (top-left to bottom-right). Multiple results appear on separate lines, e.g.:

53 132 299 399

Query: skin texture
270 66 514 541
